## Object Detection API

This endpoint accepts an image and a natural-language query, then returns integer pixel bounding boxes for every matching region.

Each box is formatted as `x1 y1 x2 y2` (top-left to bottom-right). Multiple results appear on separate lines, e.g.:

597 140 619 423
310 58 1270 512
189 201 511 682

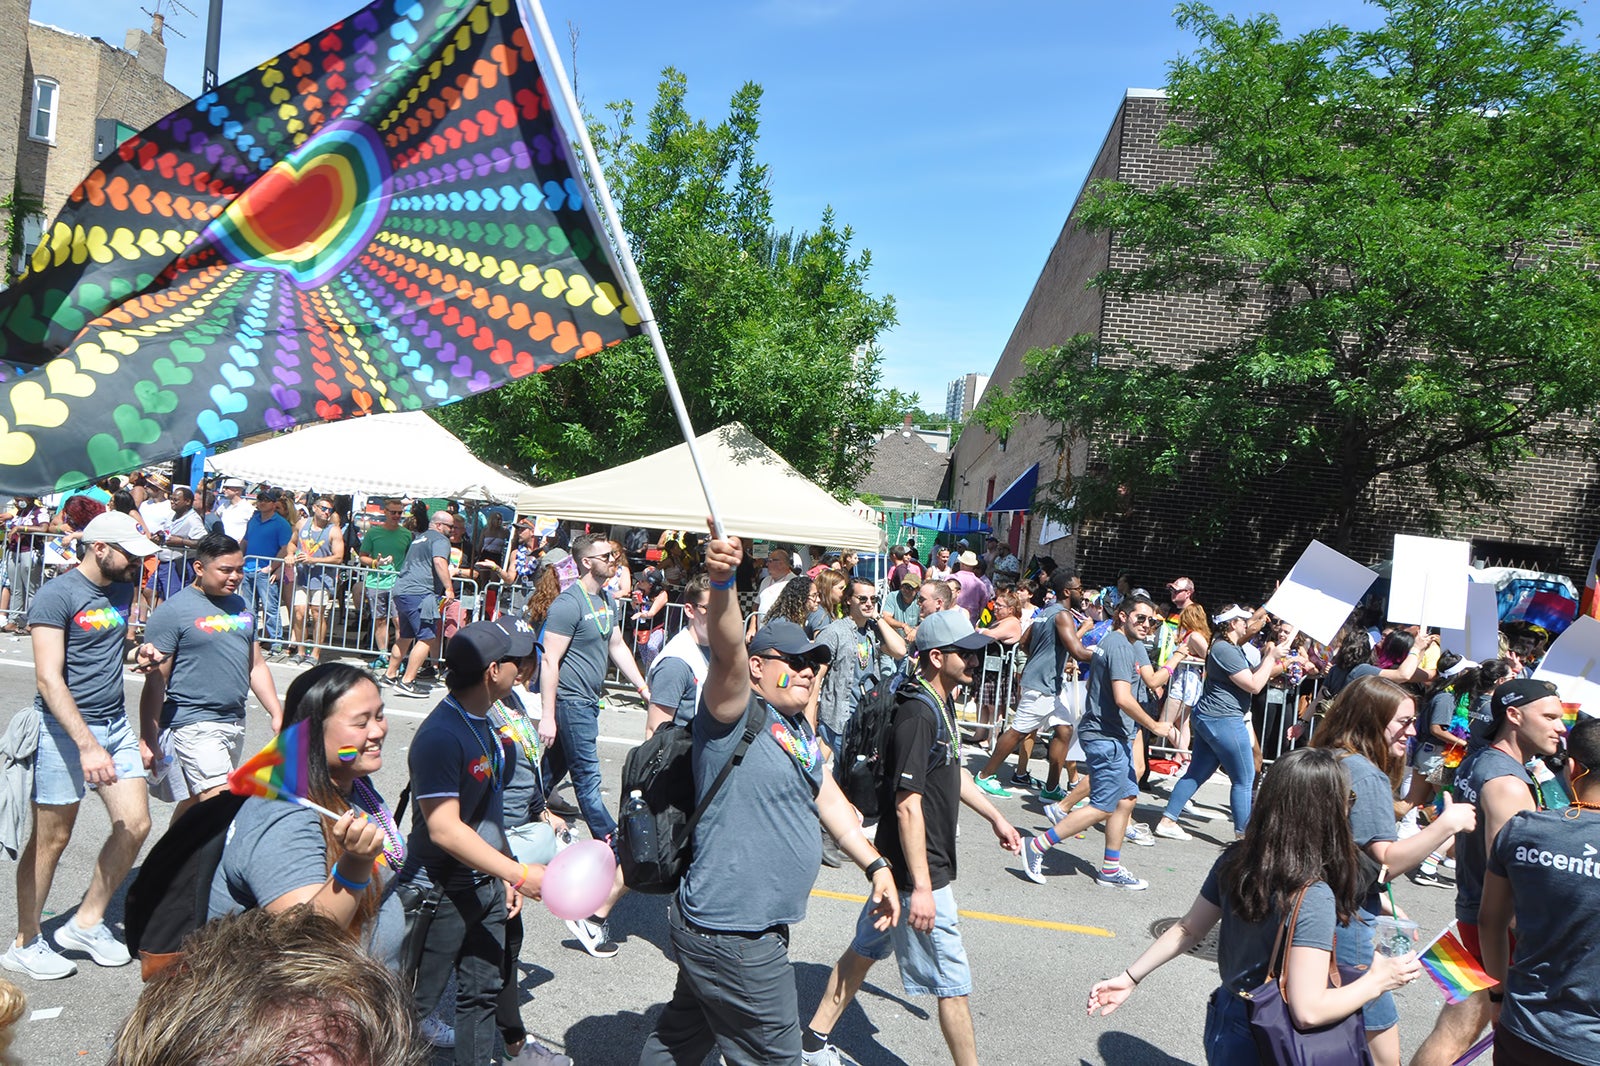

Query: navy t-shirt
401 698 512 889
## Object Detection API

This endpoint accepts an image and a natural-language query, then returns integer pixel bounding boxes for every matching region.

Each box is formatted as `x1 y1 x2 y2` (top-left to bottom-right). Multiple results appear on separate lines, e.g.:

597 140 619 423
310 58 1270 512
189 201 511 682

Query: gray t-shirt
543 583 615 706
1415 690 1457 761
818 618 879 736
1488 808 1600 1065
679 695 825 931
209 795 406 971
1453 745 1535 924
1018 604 1067 696
1200 856 1337 993
1194 640 1252 719
390 529 449 598
143 583 256 729
29 569 134 724
646 644 707 729
1342 751 1398 914
1078 630 1149 743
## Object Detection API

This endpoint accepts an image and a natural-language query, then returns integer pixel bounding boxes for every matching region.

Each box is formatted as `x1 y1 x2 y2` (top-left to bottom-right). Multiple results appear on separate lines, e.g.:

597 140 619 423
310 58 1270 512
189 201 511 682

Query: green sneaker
1039 786 1067 803
974 773 1011 798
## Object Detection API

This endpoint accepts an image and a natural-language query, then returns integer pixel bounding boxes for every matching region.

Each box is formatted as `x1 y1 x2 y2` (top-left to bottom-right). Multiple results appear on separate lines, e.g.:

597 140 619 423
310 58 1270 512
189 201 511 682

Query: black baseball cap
445 619 538 681
1490 678 1560 724
748 619 831 664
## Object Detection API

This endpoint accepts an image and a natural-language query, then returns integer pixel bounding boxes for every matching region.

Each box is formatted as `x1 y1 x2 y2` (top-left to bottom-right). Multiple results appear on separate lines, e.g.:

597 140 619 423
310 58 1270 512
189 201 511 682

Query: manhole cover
1150 917 1219 961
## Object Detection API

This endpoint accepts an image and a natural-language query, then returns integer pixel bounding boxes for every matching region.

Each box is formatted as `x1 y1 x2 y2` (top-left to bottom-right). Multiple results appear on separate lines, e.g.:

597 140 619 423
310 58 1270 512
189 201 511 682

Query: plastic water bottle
621 789 655 864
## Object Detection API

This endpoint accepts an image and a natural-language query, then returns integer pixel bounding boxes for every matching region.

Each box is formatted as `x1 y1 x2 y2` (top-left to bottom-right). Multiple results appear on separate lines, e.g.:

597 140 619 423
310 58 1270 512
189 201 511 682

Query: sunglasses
759 652 821 672
1391 716 1417 731
853 594 878 604
1128 613 1158 625
938 646 984 661
586 550 619 562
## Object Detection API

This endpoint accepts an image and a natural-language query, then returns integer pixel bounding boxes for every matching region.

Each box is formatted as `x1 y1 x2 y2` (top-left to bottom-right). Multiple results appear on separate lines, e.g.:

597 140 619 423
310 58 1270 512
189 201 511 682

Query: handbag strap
1269 883 1343 997
684 698 765 838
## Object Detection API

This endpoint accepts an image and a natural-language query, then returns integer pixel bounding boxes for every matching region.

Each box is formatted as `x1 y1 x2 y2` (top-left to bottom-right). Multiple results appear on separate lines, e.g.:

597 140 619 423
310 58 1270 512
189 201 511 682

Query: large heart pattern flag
0 0 641 494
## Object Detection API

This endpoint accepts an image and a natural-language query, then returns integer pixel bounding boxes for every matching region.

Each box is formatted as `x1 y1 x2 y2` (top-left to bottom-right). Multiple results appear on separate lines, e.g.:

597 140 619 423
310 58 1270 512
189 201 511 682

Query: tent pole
515 0 727 540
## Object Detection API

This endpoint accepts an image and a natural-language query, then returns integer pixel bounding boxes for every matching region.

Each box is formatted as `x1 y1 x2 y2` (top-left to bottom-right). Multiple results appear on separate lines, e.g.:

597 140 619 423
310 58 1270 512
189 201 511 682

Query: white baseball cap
81 512 159 557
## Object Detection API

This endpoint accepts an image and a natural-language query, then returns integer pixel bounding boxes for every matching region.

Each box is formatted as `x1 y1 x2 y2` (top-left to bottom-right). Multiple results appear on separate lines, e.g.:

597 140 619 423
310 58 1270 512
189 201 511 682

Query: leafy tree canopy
436 69 906 496
977 0 1600 548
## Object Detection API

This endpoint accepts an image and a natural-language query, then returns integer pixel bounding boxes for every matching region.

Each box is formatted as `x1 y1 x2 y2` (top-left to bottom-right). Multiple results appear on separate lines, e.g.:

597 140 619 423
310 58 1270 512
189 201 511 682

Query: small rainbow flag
229 721 339 820
1419 926 1497 1004
1562 703 1583 732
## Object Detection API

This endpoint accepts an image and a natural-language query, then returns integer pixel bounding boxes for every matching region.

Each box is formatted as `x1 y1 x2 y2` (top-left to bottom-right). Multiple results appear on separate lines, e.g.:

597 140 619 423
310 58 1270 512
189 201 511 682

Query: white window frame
29 78 58 145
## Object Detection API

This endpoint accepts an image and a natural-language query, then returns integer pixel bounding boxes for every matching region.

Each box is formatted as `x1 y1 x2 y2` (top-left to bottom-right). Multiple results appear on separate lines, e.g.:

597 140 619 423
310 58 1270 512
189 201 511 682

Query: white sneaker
1123 822 1156 847
1153 821 1193 841
507 1040 573 1065
1182 801 1221 821
1 935 76 980
52 919 131 967
802 1043 844 1065
420 1015 455 1049
564 917 618 958
1022 840 1048 884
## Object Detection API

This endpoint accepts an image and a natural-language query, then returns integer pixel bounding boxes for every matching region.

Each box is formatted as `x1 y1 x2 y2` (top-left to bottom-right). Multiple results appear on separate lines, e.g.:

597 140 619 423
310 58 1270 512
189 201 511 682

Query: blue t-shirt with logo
29 569 134 724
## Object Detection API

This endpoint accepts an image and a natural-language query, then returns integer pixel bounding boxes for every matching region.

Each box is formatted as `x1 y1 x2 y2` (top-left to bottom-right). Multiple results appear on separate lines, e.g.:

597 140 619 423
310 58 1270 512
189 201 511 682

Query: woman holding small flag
210 664 405 968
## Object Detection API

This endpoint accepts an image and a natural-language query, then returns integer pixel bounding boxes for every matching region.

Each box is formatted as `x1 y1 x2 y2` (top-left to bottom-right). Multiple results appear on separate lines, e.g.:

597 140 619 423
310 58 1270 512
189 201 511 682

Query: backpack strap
683 698 765 839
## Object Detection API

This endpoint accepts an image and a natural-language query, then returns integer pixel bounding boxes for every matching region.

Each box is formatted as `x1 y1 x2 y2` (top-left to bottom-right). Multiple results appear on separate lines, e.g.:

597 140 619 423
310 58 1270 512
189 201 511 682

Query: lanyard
914 677 960 756
446 695 503 790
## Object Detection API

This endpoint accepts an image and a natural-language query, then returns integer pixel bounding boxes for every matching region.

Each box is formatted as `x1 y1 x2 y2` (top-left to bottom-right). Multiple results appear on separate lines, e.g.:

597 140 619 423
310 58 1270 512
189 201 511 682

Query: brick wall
17 22 190 227
0 0 31 260
951 92 1600 605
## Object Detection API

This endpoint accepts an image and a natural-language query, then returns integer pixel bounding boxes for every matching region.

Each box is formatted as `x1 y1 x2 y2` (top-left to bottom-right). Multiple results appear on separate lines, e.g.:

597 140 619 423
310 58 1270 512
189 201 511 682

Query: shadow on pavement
1083 1029 1199 1065
793 960 923 1066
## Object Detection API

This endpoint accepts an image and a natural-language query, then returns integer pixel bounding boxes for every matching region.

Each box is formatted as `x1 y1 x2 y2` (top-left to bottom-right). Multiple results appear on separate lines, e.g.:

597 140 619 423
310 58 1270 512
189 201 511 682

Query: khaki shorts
153 720 245 802
293 586 333 608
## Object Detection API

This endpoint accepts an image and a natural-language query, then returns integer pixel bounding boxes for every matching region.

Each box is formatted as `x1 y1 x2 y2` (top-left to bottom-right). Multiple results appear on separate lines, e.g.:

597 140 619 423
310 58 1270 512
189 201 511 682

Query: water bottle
621 789 655 865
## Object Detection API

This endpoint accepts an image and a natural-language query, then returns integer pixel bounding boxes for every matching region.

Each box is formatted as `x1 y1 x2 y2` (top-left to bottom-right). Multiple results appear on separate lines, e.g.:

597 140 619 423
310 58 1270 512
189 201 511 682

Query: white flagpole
515 0 727 540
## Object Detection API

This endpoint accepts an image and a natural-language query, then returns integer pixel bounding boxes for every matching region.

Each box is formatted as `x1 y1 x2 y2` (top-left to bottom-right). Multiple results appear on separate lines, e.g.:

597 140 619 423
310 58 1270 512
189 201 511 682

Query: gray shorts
849 884 972 998
154 720 246 802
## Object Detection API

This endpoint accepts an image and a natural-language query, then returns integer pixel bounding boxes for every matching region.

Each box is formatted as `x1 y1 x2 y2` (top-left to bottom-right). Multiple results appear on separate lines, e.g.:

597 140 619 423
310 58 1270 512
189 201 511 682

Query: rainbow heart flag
0 0 640 494
1419 926 1498 1004
229 719 314 804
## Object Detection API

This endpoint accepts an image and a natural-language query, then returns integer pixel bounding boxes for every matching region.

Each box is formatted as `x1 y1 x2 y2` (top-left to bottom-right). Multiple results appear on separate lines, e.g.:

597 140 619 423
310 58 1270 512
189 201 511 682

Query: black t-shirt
875 685 961 892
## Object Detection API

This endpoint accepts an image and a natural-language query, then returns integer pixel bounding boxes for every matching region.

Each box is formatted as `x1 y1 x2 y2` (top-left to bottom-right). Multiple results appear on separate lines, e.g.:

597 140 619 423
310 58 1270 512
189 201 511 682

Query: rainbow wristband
331 868 370 892
709 575 736 590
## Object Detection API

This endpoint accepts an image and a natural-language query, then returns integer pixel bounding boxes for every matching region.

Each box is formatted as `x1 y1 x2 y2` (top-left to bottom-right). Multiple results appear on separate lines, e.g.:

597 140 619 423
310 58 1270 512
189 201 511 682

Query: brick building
1 3 190 280
949 89 1600 602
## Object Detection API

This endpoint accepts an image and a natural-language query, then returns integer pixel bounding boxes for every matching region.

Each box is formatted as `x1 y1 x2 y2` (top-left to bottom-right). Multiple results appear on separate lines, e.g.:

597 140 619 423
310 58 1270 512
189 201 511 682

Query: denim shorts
1338 907 1398 1032
35 711 144 805
849 885 972 998
1082 736 1138 813
394 594 438 640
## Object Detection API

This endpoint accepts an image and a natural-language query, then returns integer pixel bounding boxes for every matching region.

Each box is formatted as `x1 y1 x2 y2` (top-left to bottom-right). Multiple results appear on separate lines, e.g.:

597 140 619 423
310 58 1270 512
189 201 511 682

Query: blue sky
41 0 1386 402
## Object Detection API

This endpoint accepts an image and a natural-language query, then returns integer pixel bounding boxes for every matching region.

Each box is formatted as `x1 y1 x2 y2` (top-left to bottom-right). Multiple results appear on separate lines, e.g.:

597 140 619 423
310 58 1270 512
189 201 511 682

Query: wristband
1125 968 1141 985
863 856 891 882
331 867 370 892
511 863 530 891
1488 990 1504 1003
709 575 736 590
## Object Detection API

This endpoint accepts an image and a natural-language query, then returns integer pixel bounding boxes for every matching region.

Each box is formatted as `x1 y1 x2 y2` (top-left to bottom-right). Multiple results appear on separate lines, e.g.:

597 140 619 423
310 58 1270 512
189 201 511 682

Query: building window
16 215 45 278
29 78 58 144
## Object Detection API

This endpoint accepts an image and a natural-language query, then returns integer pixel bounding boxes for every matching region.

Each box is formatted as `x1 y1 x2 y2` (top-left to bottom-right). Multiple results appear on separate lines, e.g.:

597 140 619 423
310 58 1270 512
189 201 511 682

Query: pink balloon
542 839 617 921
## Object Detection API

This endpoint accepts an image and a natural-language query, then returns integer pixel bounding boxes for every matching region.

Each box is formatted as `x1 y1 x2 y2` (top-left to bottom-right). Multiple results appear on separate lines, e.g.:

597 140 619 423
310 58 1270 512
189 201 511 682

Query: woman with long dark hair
1154 606 1292 840
1312 676 1477 1066
209 664 403 968
1088 747 1420 1063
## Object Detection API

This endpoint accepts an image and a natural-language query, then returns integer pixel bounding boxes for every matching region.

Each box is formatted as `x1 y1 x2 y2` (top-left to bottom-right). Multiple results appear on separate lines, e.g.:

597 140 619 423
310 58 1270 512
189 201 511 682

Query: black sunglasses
759 652 822 672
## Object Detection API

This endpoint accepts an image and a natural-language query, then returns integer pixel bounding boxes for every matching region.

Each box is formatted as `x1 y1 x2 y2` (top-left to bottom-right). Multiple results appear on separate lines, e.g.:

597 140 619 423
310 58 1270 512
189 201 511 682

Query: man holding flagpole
1412 678 1566 1066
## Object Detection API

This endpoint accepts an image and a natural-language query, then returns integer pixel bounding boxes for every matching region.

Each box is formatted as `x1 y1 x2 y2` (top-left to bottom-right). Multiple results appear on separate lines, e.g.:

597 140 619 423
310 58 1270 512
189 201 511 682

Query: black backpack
833 675 917 820
124 790 248 980
616 699 763 894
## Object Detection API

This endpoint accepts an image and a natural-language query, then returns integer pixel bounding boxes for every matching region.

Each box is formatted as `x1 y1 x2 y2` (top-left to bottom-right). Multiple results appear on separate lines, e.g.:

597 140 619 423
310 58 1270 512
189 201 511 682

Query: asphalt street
0 635 1464 1064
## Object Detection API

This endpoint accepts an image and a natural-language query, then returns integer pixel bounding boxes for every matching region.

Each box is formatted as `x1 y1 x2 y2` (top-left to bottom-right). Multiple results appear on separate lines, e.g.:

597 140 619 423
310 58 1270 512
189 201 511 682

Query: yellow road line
808 889 1114 938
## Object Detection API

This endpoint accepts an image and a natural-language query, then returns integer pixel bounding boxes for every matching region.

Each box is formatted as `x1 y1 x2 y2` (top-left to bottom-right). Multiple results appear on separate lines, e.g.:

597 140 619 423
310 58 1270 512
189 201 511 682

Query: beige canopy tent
514 423 886 552
209 411 534 501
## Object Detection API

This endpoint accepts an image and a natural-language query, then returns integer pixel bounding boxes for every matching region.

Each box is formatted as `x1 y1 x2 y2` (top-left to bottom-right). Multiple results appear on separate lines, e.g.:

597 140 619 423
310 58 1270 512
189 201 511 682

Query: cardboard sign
1533 614 1600 716
1439 582 1501 663
1262 540 1380 646
1389 535 1470 629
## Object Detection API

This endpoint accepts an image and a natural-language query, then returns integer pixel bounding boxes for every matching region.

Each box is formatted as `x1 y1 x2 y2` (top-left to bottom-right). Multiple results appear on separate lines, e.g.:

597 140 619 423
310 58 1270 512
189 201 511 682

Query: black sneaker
393 679 431 699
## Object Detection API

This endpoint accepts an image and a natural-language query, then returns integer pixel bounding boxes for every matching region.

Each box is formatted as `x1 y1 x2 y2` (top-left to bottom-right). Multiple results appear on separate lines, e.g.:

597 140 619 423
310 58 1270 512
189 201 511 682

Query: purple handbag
1242 884 1374 1066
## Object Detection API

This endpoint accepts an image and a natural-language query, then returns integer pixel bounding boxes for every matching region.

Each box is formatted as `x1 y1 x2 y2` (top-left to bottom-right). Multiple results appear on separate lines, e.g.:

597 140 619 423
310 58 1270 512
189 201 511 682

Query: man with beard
136 532 283 818
4 513 157 980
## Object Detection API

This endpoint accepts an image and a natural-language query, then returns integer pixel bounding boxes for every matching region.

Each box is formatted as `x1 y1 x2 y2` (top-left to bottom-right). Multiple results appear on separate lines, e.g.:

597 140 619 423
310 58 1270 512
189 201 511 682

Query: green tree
978 0 1600 548
436 70 906 495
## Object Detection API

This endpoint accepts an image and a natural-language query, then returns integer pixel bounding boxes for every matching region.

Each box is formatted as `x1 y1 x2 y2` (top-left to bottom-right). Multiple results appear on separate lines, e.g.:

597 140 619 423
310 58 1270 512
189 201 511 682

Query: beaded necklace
578 582 612 637
350 778 406 872
769 708 821 772
914 676 961 759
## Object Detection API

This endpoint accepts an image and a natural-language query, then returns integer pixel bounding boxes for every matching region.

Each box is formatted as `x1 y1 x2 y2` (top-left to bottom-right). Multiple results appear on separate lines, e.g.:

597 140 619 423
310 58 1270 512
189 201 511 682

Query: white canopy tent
514 423 886 552
208 411 534 502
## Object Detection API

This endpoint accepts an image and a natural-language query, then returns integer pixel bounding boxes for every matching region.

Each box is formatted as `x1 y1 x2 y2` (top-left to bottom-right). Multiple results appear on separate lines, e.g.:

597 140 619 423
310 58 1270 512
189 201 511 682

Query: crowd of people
0 493 1592 1066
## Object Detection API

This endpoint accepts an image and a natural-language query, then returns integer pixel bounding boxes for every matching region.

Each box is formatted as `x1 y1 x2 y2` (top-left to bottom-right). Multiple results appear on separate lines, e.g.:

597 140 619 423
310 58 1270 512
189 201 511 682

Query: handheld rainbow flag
0 0 640 494
228 720 340 819
1419 925 1498 1004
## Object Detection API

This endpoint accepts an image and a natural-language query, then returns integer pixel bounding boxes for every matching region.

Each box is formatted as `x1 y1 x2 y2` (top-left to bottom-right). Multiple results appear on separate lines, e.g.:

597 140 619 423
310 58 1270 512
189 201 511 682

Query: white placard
1439 582 1501 663
1389 535 1470 629
1262 540 1380 646
1533 615 1600 715
1037 515 1071 545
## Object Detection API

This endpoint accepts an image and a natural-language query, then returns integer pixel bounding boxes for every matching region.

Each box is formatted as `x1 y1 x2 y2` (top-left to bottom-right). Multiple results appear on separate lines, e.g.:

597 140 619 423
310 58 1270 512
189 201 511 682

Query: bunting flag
229 719 314 804
0 0 640 494
1418 926 1498 1004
